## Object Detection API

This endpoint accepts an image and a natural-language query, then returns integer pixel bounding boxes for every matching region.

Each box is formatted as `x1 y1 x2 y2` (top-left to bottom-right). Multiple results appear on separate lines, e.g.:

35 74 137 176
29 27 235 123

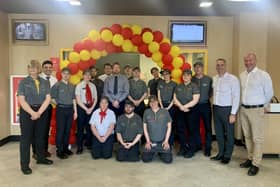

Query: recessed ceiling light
69 0 81 6
199 1 213 8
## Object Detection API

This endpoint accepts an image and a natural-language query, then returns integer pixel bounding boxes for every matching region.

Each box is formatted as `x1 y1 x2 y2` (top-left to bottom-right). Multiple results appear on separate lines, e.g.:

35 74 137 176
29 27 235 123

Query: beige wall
0 11 10 140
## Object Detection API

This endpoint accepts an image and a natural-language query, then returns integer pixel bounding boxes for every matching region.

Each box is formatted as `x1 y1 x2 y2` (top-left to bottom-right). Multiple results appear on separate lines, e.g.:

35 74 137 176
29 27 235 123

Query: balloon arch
58 23 191 84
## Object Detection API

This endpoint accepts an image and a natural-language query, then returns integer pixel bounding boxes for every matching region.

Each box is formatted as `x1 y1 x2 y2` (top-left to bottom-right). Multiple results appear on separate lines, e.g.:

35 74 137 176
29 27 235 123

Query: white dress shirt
240 67 273 105
89 108 116 136
75 80 97 104
213 72 240 114
39 73 57 88
98 74 111 82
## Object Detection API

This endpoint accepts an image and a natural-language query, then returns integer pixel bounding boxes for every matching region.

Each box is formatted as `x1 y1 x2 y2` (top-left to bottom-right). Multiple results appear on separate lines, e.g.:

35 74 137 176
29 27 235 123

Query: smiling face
194 65 203 76
112 64 121 74
104 65 112 75
62 70 70 81
216 59 226 76
124 104 134 114
100 98 109 111
42 63 53 76
244 53 257 73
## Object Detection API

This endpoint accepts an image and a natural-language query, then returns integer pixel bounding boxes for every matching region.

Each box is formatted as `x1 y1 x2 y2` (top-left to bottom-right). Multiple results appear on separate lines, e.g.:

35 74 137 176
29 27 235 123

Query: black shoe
64 149 73 156
57 152 68 159
37 158 53 165
235 140 245 147
32 153 37 160
177 149 186 156
184 151 194 159
210 154 224 161
240 159 252 168
76 148 83 155
248 165 259 176
221 157 231 164
21 167 32 175
204 149 211 157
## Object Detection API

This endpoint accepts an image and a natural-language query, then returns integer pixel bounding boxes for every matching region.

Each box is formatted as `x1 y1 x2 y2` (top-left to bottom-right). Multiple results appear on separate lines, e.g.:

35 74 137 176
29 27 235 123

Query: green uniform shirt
17 76 50 105
51 81 75 105
116 113 143 142
143 108 172 142
129 79 147 100
175 82 200 105
192 75 212 104
157 80 177 104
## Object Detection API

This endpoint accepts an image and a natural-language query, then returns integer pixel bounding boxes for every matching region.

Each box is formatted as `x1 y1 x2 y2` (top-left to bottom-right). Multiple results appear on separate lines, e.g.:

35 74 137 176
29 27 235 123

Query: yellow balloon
69 52 80 63
131 25 142 35
132 46 138 52
148 42 160 53
172 57 183 69
101 29 113 42
171 68 182 79
69 74 81 85
122 24 131 28
162 38 171 44
88 30 100 42
157 61 164 68
80 50 91 61
77 70 83 78
60 60 70 70
91 50 101 60
170 46 181 57
101 50 108 57
152 52 162 62
122 40 133 52
112 34 124 46
142 32 153 44
172 78 181 84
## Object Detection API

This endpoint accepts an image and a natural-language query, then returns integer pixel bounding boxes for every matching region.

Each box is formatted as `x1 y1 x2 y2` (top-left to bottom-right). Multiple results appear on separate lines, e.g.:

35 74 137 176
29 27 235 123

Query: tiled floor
0 142 279 187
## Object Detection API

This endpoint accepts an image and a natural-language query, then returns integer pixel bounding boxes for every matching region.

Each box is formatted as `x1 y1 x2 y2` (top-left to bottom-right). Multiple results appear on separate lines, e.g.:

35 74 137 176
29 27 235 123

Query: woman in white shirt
89 96 116 159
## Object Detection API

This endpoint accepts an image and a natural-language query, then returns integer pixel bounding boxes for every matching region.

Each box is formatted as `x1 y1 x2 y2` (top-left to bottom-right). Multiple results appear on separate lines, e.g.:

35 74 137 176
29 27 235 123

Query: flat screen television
12 19 49 45
169 21 207 46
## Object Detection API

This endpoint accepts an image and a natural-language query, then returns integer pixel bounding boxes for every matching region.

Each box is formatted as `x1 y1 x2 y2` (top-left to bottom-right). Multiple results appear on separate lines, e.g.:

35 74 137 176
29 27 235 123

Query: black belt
241 104 264 109
57 104 73 108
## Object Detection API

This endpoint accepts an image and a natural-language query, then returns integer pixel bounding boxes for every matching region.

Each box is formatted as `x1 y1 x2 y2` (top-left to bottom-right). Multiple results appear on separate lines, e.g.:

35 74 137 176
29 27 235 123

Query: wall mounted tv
169 21 207 46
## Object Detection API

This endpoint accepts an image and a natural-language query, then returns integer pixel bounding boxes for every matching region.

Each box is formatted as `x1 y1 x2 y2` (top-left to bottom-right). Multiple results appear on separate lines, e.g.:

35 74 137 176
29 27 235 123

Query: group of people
18 53 273 177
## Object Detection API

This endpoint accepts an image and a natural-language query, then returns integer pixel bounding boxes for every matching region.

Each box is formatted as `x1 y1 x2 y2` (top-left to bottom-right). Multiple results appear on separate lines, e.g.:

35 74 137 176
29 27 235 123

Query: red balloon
106 42 118 53
83 39 95 51
163 64 174 71
138 44 148 54
78 61 91 71
181 62 191 70
68 63 79 74
110 24 122 34
116 46 123 53
88 59 96 66
73 41 84 53
121 27 133 39
162 54 173 65
159 43 171 54
56 71 62 81
93 39 106 51
145 51 152 57
141 27 153 35
131 35 143 46
153 31 164 43
179 54 186 62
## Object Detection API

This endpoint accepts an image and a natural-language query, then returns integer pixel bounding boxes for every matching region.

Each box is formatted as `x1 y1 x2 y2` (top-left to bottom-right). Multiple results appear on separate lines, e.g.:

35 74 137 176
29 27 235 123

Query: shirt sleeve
119 76 129 102
75 83 81 97
165 109 172 123
50 83 58 100
115 116 123 133
137 116 144 134
192 83 200 94
17 79 26 96
89 111 97 126
262 72 274 104
72 85 76 100
143 110 148 124
231 76 240 115
91 83 98 102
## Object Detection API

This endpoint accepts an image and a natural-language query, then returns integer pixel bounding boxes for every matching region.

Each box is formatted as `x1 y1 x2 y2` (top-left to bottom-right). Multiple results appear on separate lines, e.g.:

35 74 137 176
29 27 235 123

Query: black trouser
19 106 48 169
196 102 212 152
162 102 176 145
117 143 140 162
177 105 200 154
109 100 125 117
142 142 173 164
56 105 73 153
213 105 234 159
77 106 92 149
32 105 52 154
134 101 146 118
91 135 114 159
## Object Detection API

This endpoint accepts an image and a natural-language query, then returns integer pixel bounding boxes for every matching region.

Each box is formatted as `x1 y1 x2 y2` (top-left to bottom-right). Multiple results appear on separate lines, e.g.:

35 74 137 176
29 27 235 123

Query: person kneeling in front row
142 95 173 164
89 96 116 159
116 100 143 162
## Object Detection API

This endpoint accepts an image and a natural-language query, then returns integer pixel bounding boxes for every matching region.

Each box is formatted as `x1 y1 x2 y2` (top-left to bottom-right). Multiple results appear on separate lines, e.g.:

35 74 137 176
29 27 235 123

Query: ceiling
0 0 278 16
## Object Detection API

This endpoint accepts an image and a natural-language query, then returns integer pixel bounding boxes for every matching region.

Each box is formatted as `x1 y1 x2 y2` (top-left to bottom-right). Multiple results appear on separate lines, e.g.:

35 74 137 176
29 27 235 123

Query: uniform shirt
192 75 212 104
240 67 273 105
143 108 172 142
89 108 116 136
213 72 240 115
98 74 111 82
129 78 147 100
75 80 97 104
116 113 143 142
90 78 104 103
51 80 75 105
148 78 163 96
40 73 57 88
103 74 129 102
175 82 200 105
18 76 50 105
157 80 177 104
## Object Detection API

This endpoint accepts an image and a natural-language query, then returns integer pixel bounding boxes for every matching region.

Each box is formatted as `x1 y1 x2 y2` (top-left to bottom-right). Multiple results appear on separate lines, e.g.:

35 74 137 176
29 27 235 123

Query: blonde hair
28 60 41 71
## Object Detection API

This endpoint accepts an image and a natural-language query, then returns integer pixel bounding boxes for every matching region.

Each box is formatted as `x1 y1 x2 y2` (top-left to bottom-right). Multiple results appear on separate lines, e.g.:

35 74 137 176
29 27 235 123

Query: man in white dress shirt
239 53 273 176
211 58 240 164
98 63 112 81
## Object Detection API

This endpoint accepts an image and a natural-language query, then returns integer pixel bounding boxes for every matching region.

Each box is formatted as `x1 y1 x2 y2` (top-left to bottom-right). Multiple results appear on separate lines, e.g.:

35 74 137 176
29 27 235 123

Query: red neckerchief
99 109 107 124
